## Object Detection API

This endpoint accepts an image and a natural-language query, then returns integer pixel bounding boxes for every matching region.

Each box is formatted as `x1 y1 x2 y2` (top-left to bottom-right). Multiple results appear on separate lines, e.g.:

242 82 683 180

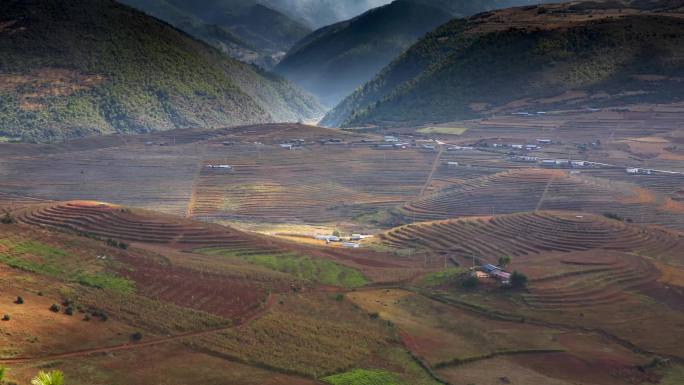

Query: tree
0 211 14 225
510 271 528 289
497 256 511 268
14 296 23 304
461 275 478 289
31 370 64 385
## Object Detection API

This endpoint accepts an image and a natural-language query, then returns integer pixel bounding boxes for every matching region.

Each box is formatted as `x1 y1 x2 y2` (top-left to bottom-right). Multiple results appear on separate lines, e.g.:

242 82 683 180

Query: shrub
14 296 23 304
510 271 528 289
0 211 15 225
497 256 512 268
130 331 143 341
83 314 91 321
334 293 344 302
64 307 73 316
368 312 379 319
2 314 9 321
603 212 624 221
49 304 60 313
461 275 479 289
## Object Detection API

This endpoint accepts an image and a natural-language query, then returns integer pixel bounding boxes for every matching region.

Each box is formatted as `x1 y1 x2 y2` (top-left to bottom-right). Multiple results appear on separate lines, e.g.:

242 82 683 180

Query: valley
0 102 683 384
1 0 683 384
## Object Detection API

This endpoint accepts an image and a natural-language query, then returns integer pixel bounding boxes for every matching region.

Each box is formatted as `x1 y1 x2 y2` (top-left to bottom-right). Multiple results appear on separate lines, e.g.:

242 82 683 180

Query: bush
334 293 344 302
130 331 143 341
603 212 624 221
0 211 15 224
510 271 528 289
105 238 128 249
461 275 479 289
49 304 60 313
2 314 9 321
368 312 379 319
14 296 23 304
64 307 73 316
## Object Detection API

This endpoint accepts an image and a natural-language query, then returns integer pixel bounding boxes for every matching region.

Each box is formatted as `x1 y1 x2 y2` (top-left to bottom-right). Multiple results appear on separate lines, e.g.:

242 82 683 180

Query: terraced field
17 201 265 250
191 145 435 223
379 212 683 260
401 169 684 231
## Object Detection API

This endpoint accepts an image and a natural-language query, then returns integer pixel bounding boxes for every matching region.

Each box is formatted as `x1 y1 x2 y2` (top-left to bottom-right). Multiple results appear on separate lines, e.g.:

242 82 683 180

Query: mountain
117 0 265 66
323 0 684 128
120 0 312 68
0 0 323 142
274 0 452 106
261 0 394 29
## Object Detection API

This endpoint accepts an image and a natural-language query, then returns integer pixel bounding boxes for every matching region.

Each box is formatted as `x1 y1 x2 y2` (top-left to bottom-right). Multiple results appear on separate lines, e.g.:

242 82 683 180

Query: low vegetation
197 248 369 288
0 238 134 294
322 369 404 385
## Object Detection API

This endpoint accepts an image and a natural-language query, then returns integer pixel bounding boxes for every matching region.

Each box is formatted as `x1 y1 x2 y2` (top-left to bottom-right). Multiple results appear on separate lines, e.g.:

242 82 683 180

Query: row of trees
0 368 63 385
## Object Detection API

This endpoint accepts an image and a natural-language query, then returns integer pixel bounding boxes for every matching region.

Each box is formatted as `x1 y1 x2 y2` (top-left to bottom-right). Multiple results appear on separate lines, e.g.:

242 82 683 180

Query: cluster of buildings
205 164 233 170
314 233 369 248
626 167 655 175
540 159 592 168
474 264 511 285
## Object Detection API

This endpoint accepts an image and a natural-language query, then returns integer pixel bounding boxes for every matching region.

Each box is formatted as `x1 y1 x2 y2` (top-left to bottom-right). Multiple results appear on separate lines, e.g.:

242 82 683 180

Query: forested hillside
0 0 323 142
323 0 684 127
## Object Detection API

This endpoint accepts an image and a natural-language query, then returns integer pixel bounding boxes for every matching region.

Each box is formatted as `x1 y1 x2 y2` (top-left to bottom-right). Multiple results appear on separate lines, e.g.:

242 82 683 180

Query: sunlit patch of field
322 369 405 385
0 267 138 358
416 126 469 135
654 261 684 287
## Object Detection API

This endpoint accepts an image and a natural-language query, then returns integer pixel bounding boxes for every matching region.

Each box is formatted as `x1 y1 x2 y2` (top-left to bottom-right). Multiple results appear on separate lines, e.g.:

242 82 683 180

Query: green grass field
322 369 404 385
420 268 464 286
0 238 134 294
196 248 369 288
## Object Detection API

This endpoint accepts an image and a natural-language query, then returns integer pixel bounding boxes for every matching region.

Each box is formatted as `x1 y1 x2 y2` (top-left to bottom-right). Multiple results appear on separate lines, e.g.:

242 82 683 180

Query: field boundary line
535 174 555 211
419 146 444 198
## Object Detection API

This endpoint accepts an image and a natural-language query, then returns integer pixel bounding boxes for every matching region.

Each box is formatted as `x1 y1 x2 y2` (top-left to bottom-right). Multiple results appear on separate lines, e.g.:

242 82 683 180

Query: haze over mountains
275 0 453 106
276 0 560 106
0 0 322 142
323 0 684 127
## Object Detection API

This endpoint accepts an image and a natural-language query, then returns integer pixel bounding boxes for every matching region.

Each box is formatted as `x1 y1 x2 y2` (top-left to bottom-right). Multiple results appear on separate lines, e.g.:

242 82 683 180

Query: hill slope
117 0 266 66
323 0 684 127
0 0 323 142
274 0 452 106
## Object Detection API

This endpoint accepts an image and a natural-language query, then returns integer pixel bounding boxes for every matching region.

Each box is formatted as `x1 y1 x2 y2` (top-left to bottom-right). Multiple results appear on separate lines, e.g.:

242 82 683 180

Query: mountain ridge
323 0 684 127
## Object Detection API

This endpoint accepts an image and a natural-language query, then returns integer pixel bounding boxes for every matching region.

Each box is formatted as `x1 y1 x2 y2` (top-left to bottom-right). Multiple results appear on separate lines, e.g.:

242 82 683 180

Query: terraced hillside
379 211 684 261
17 201 269 251
401 169 684 231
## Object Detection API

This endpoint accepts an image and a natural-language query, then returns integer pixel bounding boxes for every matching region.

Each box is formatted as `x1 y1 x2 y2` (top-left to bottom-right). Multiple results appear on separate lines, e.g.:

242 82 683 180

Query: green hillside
323 0 684 127
275 0 452 106
118 0 266 65
0 0 323 142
